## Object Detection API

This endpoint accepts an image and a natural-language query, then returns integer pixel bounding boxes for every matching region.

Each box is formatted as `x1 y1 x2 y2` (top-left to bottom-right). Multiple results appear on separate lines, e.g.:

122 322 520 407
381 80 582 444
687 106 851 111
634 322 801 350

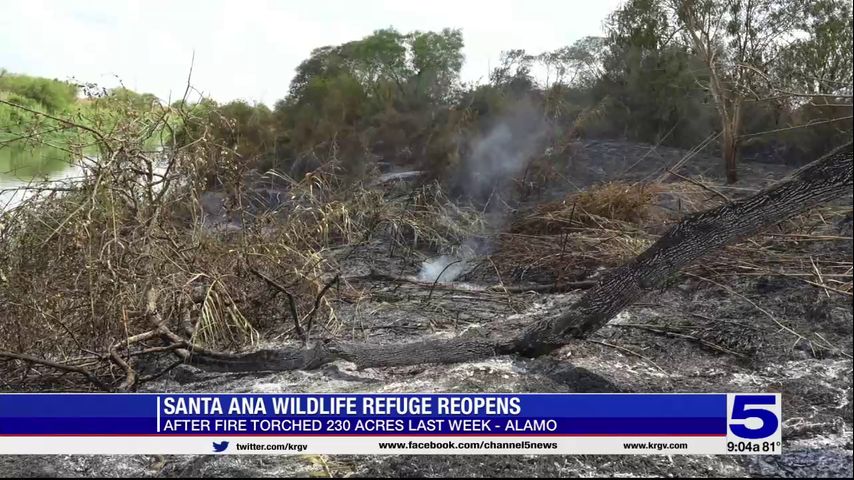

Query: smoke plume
454 99 546 205
418 101 546 283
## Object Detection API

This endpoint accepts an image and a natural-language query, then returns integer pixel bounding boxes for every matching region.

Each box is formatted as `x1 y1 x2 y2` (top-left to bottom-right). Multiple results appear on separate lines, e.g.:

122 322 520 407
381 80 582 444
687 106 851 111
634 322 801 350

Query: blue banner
0 393 728 436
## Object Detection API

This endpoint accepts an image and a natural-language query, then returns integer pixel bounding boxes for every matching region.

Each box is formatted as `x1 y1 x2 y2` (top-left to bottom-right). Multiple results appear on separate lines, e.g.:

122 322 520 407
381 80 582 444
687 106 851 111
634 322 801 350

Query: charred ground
1 139 851 477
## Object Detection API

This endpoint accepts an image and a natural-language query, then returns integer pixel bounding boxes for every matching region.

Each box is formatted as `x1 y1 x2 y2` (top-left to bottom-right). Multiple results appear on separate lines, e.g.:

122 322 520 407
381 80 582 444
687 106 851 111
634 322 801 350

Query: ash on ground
2 140 851 478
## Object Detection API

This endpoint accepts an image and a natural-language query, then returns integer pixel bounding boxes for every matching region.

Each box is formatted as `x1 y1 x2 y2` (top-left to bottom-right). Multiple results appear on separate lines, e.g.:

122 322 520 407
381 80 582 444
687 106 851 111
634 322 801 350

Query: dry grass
0 95 490 390
494 181 683 282
510 182 666 235
0 145 487 373
573 182 664 223
702 204 853 296
491 179 852 292
237 172 486 337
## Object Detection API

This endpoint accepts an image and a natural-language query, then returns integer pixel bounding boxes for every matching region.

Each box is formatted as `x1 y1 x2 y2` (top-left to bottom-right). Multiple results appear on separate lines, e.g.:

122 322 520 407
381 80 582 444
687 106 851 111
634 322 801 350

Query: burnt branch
0 351 111 391
303 274 339 339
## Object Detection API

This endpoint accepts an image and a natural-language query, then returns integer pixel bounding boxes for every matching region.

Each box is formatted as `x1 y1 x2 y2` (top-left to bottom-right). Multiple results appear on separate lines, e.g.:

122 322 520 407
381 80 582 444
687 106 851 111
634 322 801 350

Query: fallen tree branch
0 351 111 391
586 339 666 373
515 144 854 355
109 328 164 391
500 280 598 293
181 145 853 372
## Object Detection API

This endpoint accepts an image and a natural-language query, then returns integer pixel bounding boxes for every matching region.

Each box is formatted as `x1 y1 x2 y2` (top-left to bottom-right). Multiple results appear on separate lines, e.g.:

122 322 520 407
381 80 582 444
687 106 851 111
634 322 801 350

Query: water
0 143 85 211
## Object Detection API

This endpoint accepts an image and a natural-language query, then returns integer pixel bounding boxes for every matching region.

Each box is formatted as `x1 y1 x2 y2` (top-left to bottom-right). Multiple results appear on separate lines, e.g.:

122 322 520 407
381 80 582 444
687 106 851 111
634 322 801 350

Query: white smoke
457 100 546 204
418 102 546 283
416 238 484 283
417 255 467 283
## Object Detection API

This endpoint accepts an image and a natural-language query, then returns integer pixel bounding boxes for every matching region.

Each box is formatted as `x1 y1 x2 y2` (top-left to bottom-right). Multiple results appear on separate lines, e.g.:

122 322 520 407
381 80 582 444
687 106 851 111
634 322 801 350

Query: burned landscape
2 136 851 477
1 0 853 477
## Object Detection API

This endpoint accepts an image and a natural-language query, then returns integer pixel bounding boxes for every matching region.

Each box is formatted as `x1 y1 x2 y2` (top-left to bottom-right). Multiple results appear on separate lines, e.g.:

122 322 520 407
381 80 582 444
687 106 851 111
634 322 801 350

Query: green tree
776 0 853 95
673 0 808 182
489 49 536 92
276 27 466 175
408 29 464 101
0 72 78 112
596 0 713 145
602 0 850 182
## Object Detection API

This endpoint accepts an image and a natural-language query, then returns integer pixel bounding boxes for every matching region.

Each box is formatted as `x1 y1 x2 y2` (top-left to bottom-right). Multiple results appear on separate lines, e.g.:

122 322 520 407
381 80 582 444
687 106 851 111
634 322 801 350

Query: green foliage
1 72 166 179
586 0 852 160
606 0 673 51
6 4 851 187
270 27 466 177
408 29 464 101
567 1 717 146
194 12 849 181
0 91 42 125
0 71 78 112
592 42 715 145
489 49 536 93
102 87 159 112
0 72 81 151
776 0 853 94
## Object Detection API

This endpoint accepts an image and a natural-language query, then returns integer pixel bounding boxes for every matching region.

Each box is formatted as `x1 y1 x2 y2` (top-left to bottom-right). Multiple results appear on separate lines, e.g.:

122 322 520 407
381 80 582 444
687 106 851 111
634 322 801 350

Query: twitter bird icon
212 441 229 453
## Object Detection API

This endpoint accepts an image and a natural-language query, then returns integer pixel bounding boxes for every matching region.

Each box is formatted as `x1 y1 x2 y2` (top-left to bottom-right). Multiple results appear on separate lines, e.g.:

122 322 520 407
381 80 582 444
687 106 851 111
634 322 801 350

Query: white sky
0 0 624 106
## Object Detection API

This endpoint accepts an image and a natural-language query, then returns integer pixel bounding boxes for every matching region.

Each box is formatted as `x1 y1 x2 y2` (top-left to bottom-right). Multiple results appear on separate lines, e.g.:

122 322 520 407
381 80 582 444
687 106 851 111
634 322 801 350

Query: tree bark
723 124 739 184
722 99 743 184
188 145 853 372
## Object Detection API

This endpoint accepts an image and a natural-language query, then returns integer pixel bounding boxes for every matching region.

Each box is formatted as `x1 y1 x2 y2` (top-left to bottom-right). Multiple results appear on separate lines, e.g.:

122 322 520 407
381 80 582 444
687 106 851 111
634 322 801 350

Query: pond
0 143 86 211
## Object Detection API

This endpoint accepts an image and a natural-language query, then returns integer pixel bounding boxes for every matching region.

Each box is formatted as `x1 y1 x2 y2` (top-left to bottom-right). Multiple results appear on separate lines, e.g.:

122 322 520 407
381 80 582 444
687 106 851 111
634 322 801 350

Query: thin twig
248 266 304 341
685 272 803 339
303 275 340 340
665 168 731 203
616 323 746 358
427 260 462 301
587 340 666 373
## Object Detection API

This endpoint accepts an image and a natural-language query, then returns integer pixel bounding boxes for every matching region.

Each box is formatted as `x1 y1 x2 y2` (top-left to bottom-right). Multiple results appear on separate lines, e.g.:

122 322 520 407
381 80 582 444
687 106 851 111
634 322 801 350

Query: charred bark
187 145 853 372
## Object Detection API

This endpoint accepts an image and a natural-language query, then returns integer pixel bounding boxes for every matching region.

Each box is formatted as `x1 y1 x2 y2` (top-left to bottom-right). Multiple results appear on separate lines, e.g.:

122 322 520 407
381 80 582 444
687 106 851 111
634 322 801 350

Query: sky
0 0 624 106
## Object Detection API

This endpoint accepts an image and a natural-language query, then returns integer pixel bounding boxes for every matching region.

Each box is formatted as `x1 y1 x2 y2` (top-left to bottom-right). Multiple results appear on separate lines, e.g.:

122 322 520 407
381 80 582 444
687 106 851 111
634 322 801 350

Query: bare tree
672 0 807 183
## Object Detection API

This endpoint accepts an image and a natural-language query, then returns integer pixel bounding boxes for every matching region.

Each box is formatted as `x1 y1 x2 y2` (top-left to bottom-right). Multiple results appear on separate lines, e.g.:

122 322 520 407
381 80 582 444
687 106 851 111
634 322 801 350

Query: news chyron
0 393 781 455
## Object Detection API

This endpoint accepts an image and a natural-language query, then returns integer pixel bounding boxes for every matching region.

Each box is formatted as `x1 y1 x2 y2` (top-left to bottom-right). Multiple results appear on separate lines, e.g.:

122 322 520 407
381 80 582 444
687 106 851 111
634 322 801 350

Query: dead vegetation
0 98 492 389
489 178 852 293
0 94 851 393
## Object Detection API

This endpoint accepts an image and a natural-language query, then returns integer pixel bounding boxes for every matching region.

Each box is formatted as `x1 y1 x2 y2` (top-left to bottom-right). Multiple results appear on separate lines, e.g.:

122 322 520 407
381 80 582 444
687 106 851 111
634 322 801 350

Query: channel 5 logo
727 394 781 439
